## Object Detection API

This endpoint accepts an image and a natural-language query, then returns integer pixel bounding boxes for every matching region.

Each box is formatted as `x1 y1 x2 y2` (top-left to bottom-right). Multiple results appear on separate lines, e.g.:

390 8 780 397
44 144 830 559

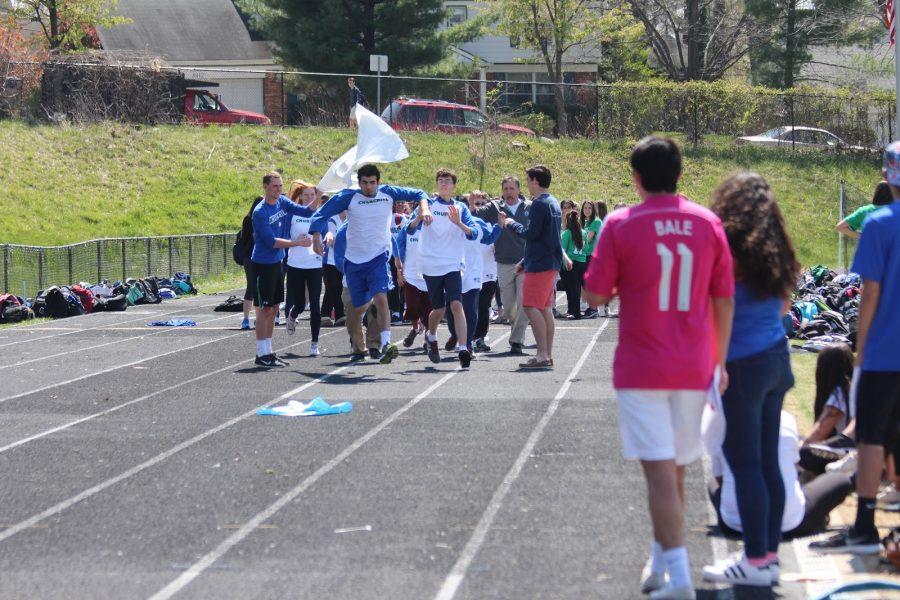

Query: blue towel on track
257 397 352 417
147 319 197 327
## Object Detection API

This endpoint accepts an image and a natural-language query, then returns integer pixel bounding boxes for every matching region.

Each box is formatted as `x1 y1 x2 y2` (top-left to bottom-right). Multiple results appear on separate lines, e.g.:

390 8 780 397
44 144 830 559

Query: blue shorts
344 252 393 308
424 271 463 308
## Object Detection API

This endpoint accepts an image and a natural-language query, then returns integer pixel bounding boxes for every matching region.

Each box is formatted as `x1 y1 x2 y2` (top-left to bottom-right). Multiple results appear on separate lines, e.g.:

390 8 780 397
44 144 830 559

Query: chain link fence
2 233 240 298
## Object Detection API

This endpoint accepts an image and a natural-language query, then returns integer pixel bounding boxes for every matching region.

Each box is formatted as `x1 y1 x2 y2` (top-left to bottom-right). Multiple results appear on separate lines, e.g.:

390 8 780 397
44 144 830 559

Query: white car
736 126 870 152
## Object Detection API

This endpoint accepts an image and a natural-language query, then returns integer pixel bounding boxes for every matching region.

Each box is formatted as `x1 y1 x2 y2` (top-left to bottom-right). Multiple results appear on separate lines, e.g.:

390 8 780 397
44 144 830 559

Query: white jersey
287 214 323 269
481 242 497 283
462 227 486 293
325 214 344 266
418 198 475 277
401 227 427 292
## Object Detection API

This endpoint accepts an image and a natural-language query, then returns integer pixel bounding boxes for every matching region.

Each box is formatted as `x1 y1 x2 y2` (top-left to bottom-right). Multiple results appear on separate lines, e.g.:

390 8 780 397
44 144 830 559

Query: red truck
183 88 271 126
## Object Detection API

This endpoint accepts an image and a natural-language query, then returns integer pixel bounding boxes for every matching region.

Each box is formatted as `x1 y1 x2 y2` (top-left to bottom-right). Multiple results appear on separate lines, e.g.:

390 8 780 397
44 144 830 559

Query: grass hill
0 121 880 266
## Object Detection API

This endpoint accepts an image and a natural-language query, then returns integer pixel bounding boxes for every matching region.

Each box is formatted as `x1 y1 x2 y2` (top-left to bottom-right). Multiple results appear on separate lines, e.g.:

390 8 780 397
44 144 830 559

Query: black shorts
424 271 462 308
252 261 284 308
855 370 900 445
243 258 255 301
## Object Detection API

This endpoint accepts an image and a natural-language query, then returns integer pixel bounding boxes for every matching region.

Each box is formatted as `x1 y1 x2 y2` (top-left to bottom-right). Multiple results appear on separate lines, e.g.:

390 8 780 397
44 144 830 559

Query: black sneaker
254 354 275 368
509 342 525 355
270 354 289 367
379 343 399 364
403 329 419 348
368 348 381 360
809 528 880 554
427 339 441 363
445 336 457 352
474 338 491 352
459 348 472 368
350 352 367 361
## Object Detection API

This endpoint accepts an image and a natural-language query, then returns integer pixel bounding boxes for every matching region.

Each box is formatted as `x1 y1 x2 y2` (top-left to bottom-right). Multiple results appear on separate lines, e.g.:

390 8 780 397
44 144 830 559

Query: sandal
519 357 553 369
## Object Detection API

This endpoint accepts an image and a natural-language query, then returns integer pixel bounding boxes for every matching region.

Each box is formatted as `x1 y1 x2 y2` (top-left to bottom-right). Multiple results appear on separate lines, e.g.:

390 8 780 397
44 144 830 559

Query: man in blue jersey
309 164 431 364
250 172 316 368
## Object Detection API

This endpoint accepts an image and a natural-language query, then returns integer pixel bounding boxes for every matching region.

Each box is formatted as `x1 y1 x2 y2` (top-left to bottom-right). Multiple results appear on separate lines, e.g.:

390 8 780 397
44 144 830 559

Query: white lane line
0 313 240 371
0 328 343 455
146 331 513 600
0 360 356 547
433 321 609 600
0 298 224 349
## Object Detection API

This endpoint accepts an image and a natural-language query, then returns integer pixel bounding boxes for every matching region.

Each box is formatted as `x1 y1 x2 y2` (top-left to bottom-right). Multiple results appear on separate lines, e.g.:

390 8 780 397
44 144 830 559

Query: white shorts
616 389 706 465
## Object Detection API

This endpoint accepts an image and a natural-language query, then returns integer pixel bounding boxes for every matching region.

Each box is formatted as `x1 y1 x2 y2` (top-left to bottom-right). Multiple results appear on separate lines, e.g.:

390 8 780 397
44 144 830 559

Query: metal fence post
67 247 74 284
3 244 9 293
38 249 45 291
188 236 193 276
789 95 796 153
205 235 211 275
147 238 152 276
97 241 103 282
121 239 127 281
168 237 174 276
222 234 228 269
838 180 846 270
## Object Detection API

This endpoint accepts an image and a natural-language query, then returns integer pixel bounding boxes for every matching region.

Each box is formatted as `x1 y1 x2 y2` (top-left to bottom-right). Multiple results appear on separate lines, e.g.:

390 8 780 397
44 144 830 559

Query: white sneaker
640 558 666 594
769 559 780 584
879 483 900 505
286 314 297 335
826 451 857 474
649 584 695 600
309 343 320 357
702 553 772 587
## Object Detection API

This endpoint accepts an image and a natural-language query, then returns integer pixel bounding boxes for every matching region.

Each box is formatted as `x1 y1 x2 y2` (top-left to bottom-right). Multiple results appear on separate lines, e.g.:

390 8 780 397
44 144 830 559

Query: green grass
785 352 817 434
0 121 881 266
192 271 246 295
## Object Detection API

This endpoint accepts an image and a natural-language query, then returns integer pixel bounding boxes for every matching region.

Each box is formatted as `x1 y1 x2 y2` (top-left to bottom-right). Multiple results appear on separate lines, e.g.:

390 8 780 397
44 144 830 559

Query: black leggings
286 266 322 341
561 260 586 318
474 280 497 340
708 471 854 540
321 264 344 320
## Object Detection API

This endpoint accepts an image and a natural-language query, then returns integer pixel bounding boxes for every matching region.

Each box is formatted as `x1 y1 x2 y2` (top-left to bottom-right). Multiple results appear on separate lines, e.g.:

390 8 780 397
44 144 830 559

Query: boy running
250 172 318 368
309 164 429 364
583 137 735 600
407 168 478 367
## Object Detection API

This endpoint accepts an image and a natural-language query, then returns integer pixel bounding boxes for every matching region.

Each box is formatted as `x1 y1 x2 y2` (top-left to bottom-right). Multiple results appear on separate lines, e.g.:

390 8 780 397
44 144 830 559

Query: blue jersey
251 195 314 264
851 202 900 371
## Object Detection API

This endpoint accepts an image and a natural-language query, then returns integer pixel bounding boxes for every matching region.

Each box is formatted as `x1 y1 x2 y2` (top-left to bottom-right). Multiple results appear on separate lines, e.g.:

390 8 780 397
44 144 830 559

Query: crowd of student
234 135 900 599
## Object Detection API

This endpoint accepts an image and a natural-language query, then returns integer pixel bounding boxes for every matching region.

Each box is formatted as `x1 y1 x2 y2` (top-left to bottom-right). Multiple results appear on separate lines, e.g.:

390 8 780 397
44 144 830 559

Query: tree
597 5 655 82
745 0 884 88
10 0 127 50
0 14 48 116
245 0 450 74
484 0 626 136
628 0 759 81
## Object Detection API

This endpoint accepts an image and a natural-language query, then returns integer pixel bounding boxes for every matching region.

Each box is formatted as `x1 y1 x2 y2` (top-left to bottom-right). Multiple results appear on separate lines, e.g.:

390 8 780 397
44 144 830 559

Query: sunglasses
474 202 486 207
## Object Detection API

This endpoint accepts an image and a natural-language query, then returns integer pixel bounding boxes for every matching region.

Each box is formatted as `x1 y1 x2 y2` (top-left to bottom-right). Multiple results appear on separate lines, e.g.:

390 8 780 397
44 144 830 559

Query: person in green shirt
561 210 588 319
580 200 606 317
836 181 892 239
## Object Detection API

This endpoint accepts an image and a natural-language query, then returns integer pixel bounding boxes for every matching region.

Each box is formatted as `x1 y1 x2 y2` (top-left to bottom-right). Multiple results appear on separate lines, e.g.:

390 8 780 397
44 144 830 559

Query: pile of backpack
787 265 859 353
0 272 197 324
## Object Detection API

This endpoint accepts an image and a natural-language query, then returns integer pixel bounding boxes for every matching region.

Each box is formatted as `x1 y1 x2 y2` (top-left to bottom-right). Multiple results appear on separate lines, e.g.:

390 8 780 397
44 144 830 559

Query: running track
0 292 813 599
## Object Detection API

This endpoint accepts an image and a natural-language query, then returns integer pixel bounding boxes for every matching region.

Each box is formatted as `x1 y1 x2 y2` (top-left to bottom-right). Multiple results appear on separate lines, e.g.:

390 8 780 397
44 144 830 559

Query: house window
501 72 534 106
446 5 467 26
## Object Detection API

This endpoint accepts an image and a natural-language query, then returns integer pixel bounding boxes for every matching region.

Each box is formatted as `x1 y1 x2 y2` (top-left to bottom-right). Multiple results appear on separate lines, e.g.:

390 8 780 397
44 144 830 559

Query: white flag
317 104 410 192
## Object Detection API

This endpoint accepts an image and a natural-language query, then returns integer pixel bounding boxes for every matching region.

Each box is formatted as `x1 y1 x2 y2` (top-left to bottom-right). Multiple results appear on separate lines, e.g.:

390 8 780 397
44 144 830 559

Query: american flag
889 0 895 47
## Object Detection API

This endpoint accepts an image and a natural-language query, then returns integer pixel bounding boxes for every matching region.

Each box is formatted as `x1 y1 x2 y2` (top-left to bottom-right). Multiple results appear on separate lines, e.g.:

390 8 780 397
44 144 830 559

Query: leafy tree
597 5 655 82
745 0 884 88
244 0 451 74
10 0 127 50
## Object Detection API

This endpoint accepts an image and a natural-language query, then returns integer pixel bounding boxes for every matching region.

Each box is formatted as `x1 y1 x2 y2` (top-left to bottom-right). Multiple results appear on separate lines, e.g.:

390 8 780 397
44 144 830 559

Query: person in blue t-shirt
249 171 317 369
811 141 900 555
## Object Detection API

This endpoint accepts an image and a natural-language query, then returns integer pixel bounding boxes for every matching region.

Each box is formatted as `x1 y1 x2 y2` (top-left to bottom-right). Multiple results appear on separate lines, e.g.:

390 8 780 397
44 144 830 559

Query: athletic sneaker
474 338 491 352
583 308 598 319
320 316 334 327
509 342 525 355
649 584 695 600
334 316 347 326
808 528 881 554
879 484 900 505
825 451 857 474
459 348 472 368
702 554 772 587
427 339 441 363
391 312 403 325
309 343 320 357
286 314 297 335
379 343 399 364
274 315 281 327
255 354 285 369
640 559 666 594
350 352 366 361
769 559 780 584
445 336 458 352
271 354 290 367
403 329 419 348
369 348 382 360
240 318 251 330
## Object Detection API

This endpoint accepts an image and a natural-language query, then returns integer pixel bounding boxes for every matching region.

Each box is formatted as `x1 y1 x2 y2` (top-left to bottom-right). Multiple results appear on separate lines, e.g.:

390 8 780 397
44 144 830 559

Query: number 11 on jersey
657 243 693 312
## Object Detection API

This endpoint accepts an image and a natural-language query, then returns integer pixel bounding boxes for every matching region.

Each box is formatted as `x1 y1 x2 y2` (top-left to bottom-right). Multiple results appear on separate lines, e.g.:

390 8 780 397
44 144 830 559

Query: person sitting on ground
805 344 854 447
835 179 893 240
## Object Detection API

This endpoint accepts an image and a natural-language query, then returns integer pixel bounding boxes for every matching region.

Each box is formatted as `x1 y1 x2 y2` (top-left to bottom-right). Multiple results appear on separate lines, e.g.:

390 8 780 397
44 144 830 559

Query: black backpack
35 286 70 319
96 293 128 312
214 295 245 312
232 229 247 266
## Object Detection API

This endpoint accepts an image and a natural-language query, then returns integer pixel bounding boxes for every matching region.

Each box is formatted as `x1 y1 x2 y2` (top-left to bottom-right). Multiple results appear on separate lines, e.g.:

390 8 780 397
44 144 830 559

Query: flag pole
895 0 900 140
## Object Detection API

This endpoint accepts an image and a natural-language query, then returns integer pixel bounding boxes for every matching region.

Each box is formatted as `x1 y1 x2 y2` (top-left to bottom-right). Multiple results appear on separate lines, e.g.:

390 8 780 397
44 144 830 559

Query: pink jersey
584 195 734 390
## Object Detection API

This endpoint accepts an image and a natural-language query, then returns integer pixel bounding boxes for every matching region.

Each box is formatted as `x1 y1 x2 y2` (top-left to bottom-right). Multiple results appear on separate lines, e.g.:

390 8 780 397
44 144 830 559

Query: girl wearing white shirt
285 181 323 356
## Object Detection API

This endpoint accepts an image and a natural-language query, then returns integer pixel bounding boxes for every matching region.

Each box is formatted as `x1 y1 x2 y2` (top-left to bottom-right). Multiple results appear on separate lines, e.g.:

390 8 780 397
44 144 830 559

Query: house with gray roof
97 0 285 122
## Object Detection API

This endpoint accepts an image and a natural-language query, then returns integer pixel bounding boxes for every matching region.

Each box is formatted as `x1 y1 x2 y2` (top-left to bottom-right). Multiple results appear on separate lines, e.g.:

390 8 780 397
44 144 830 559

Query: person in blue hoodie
250 172 317 369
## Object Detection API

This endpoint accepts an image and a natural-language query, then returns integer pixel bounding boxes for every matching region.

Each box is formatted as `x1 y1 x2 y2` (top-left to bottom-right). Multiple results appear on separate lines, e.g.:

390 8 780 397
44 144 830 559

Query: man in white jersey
406 168 478 368
309 164 430 364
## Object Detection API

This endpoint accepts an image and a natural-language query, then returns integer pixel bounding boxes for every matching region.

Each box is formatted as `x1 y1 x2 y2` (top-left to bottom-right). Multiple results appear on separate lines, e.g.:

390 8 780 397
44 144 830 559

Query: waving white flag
317 104 409 192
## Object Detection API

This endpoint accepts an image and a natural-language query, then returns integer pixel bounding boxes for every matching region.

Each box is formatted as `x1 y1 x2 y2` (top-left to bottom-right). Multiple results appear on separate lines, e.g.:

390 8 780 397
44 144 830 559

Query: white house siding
179 68 267 114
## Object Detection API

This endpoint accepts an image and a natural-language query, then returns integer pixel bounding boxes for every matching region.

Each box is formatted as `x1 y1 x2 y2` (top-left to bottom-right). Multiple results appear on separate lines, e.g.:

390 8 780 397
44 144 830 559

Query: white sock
426 332 437 342
458 344 468 351
256 340 266 356
650 541 666 574
265 338 273 355
663 547 691 589
380 331 391 347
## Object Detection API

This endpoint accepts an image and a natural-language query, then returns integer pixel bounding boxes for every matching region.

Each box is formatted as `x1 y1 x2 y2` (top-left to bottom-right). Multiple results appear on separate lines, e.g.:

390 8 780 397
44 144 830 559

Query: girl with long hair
805 344 854 445
580 200 603 317
702 172 800 587
560 210 587 319
285 180 324 356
